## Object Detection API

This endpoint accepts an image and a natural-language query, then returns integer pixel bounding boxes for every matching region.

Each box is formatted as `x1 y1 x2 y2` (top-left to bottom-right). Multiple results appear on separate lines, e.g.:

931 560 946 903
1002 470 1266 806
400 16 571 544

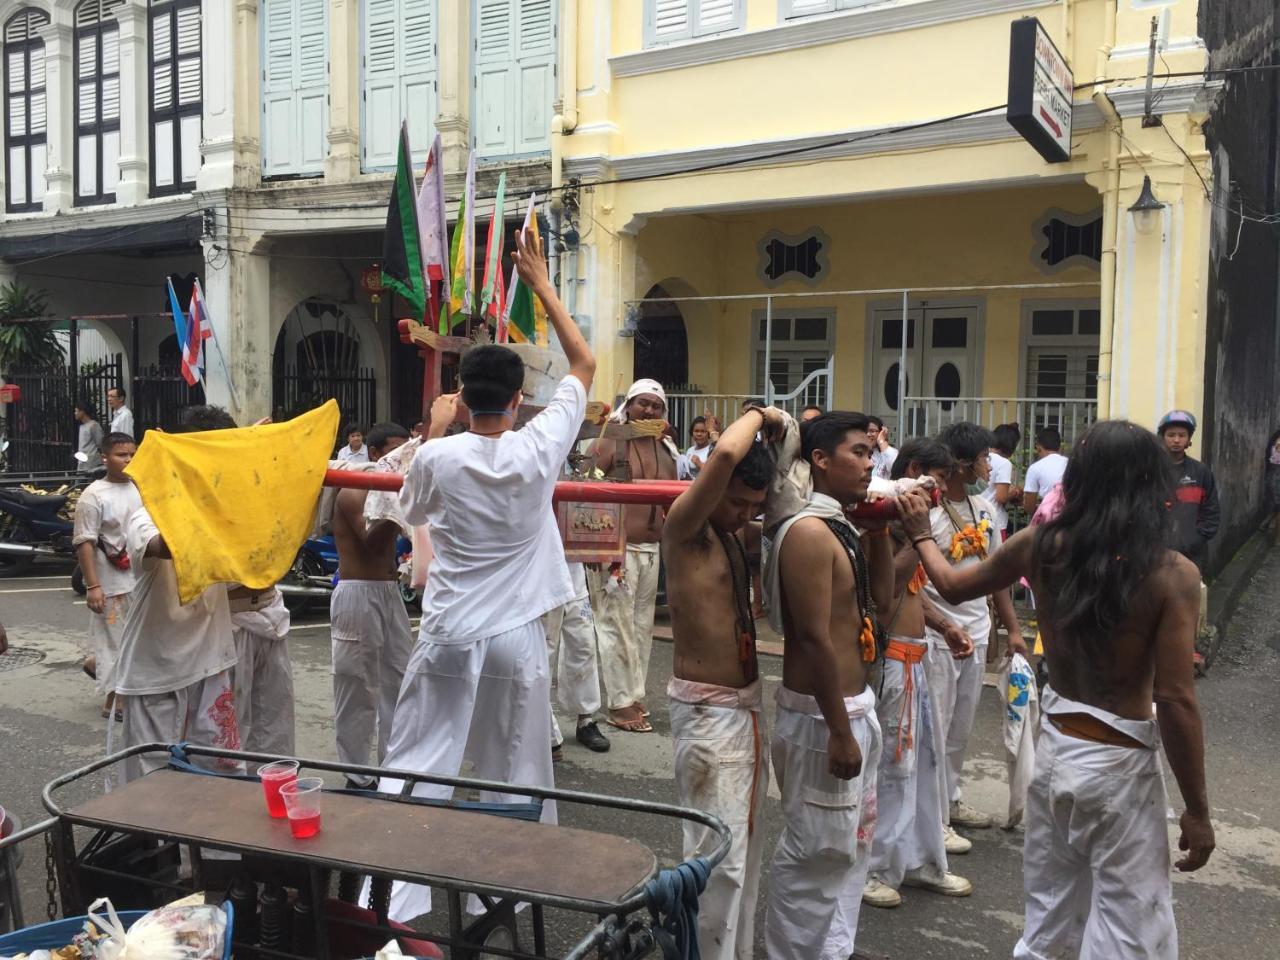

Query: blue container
0 903 233 960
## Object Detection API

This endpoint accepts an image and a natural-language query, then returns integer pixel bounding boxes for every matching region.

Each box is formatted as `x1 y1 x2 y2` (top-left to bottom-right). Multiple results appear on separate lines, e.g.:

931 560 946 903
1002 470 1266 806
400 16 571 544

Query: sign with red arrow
1007 17 1074 164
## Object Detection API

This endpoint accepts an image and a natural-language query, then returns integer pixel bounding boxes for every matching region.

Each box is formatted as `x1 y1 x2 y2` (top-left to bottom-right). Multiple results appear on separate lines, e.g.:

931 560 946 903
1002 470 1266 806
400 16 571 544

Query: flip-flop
606 715 654 734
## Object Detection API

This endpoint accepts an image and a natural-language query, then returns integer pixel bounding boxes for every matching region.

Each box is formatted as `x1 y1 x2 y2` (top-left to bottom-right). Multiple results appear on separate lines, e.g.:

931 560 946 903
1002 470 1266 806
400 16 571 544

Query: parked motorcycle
0 484 79 577
275 533 417 614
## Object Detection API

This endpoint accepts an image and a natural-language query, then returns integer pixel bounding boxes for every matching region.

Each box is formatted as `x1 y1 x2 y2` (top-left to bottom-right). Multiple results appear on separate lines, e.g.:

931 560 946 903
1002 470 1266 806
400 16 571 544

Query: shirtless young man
587 379 678 732
764 411 894 960
901 420 1214 959
863 438 974 910
662 404 782 960
330 422 412 786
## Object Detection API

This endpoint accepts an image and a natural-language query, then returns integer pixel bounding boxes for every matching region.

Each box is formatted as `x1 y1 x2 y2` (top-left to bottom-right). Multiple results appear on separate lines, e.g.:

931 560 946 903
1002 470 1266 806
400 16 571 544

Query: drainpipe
1091 2 1119 420
550 0 579 215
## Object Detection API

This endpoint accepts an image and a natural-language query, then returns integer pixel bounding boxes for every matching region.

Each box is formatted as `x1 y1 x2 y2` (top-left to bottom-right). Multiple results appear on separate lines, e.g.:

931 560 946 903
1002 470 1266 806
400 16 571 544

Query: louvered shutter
650 0 690 43
474 0 555 158
262 0 327 176
474 0 514 157
694 0 736 35
360 0 435 171
513 0 553 154
400 0 434 159
783 0 835 17
296 0 327 170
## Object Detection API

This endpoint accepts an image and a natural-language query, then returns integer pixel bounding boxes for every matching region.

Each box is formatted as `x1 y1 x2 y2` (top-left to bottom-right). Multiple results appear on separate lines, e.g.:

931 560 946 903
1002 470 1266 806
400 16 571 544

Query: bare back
779 517 868 699
664 523 755 688
333 487 399 581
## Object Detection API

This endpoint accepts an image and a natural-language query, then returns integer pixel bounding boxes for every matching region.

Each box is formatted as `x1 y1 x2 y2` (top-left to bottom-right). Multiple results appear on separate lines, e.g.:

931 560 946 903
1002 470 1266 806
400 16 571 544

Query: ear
507 389 523 412
810 448 829 473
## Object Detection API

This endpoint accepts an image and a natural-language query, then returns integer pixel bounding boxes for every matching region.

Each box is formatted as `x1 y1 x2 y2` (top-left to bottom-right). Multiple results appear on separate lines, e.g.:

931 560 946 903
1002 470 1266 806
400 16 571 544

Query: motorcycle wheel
71 563 87 595
0 517 36 578
282 549 328 616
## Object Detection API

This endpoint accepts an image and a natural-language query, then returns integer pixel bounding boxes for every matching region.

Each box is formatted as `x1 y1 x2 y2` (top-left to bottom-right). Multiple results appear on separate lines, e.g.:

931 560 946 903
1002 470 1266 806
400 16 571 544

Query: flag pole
208 326 241 410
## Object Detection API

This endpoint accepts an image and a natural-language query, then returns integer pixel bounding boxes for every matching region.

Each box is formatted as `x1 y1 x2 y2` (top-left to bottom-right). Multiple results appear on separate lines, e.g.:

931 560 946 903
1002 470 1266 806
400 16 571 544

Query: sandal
606 711 654 734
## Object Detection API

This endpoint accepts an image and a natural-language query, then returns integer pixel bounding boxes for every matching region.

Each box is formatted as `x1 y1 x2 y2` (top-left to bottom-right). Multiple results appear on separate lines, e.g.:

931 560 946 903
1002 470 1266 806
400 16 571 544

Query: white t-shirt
922 494 1001 642
115 507 237 696
338 443 370 464
109 406 134 437
72 479 143 597
872 446 899 481
1024 452 1068 499
402 375 588 642
685 443 712 468
987 451 1014 534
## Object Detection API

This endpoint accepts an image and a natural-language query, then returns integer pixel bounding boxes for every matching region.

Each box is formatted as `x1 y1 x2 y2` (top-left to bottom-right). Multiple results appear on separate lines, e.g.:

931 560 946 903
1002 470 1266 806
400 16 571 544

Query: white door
871 303 979 434
362 0 435 171
261 0 328 177
474 0 555 158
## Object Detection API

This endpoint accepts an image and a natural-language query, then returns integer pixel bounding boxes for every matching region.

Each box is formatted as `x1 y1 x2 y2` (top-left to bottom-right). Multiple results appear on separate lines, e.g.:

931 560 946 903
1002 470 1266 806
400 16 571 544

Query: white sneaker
950 799 993 828
862 876 902 909
943 824 972 855
903 870 974 897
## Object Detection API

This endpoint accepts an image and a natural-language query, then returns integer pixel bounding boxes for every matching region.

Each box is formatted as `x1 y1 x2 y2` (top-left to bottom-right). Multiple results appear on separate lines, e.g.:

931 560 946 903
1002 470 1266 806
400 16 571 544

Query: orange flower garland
859 616 877 663
949 518 992 562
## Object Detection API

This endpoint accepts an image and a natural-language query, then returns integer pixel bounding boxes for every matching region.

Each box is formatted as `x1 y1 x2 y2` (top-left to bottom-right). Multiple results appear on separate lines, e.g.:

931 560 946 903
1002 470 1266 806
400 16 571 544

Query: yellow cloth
126 401 340 604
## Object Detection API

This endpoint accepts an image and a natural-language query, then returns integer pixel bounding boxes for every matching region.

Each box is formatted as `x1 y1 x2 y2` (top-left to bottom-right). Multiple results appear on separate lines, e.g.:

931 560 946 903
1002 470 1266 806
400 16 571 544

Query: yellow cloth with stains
126 401 340 604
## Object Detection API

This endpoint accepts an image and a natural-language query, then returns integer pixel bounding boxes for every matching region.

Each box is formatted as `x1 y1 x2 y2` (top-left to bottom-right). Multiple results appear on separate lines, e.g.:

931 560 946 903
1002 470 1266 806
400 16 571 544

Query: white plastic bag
87 898 227 960
373 941 404 960
999 653 1040 828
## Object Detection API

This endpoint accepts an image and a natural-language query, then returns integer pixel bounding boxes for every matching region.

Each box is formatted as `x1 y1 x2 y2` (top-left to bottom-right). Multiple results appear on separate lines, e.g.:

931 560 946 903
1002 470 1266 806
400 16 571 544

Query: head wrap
610 379 667 423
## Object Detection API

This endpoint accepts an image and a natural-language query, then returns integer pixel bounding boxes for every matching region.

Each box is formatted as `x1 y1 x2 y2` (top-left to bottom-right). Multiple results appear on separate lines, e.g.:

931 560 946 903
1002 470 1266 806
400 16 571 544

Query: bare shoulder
779 516 837 559
1153 550 1202 598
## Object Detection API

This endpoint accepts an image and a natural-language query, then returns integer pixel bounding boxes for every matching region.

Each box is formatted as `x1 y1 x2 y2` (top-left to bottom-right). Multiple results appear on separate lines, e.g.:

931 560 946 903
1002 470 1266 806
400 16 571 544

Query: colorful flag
447 151 477 326
380 122 427 321
185 279 214 382
166 277 197 387
479 172 507 330
503 196 547 346
415 133 449 328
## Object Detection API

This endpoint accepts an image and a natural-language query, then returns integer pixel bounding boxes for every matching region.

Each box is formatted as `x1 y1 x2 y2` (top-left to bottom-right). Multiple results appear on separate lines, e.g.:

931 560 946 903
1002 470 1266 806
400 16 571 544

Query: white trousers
330 580 412 776
924 627 989 809
120 671 242 783
668 677 768 960
765 687 881 960
590 543 660 711
868 642 948 888
232 626 295 757
376 620 555 922
543 588 602 746
88 594 130 696
1014 721 1175 959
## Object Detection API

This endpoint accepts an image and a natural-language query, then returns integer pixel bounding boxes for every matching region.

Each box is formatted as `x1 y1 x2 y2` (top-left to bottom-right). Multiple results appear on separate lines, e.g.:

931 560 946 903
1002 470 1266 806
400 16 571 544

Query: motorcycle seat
0 488 68 512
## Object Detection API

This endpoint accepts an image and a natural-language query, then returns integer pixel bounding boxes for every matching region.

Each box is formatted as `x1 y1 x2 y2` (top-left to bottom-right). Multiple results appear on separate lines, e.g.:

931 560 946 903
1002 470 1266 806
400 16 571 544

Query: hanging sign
1007 17 1073 164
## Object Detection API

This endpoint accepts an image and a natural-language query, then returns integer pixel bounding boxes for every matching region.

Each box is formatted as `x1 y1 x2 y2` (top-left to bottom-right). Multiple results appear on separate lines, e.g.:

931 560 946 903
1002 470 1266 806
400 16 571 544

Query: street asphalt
1 548 1278 958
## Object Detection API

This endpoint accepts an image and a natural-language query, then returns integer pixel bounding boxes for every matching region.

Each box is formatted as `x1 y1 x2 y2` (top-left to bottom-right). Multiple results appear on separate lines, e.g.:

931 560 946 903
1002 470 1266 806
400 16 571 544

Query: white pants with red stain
765 686 881 960
668 677 768 960
120 670 242 783
1014 693 1175 960
231 624 295 757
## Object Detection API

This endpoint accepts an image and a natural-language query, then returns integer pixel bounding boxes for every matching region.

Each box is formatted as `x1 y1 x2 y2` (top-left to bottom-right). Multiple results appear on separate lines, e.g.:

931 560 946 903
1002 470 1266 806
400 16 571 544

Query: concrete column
113 0 149 204
435 0 470 175
229 0 261 188
325 0 360 181
202 217 273 421
197 0 237 190
589 206 639 403
37 19 74 212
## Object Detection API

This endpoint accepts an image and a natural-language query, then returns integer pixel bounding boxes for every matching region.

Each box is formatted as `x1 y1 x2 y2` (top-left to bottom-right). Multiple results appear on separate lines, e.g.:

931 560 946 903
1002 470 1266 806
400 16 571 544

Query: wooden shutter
361 0 435 170
262 0 327 176
513 0 552 154
650 0 690 43
695 0 736 34
474 0 514 156
475 0 554 158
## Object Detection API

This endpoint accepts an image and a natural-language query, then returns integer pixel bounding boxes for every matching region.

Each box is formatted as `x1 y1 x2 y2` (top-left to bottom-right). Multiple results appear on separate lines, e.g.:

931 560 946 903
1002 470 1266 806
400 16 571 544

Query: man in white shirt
1022 427 1069 515
106 387 134 438
117 406 243 784
374 227 594 922
869 416 900 481
73 432 142 721
987 423 1023 541
337 426 370 463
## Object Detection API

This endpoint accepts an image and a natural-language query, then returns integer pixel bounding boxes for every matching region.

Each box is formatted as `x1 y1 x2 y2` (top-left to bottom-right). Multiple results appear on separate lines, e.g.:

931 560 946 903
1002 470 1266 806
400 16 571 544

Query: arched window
74 0 124 205
4 8 50 212
149 0 200 195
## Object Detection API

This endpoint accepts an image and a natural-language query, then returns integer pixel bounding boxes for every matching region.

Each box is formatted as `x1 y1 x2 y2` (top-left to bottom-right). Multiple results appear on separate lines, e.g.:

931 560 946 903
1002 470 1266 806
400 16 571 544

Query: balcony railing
900 396 1098 446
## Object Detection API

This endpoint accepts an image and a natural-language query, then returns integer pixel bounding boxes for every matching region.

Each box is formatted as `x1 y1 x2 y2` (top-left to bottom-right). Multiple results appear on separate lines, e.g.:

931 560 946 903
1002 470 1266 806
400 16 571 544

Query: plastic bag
87 899 226 960
999 653 1040 829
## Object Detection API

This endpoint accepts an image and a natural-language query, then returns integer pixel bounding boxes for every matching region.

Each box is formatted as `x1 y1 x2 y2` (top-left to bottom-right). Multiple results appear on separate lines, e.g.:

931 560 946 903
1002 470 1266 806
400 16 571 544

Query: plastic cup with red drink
280 777 324 839
258 760 299 818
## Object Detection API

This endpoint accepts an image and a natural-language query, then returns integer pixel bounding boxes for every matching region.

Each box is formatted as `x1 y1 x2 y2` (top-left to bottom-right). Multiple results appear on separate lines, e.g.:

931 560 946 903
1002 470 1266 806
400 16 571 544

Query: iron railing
901 396 1098 446
274 365 376 434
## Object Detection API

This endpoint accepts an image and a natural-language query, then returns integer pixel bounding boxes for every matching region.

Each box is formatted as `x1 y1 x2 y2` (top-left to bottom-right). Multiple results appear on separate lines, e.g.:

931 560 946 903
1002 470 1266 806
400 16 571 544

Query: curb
1208 530 1273 638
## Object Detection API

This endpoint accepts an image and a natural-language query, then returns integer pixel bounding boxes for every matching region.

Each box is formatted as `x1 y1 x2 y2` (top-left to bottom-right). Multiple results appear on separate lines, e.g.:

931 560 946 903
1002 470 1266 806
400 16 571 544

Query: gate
133 363 206 434
274 364 376 432
3 354 123 474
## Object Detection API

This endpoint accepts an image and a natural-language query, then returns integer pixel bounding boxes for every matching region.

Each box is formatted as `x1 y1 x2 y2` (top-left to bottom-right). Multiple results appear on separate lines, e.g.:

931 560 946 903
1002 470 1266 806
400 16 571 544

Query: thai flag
166 278 197 387
186 279 214 383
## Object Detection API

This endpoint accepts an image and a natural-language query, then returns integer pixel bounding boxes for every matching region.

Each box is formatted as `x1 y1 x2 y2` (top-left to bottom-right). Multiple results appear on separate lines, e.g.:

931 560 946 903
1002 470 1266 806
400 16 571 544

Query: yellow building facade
554 0 1216 444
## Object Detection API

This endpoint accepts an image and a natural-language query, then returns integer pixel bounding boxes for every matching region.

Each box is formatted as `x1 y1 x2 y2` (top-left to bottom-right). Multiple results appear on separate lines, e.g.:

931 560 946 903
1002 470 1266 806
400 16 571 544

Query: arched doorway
272 300 377 431
632 284 689 389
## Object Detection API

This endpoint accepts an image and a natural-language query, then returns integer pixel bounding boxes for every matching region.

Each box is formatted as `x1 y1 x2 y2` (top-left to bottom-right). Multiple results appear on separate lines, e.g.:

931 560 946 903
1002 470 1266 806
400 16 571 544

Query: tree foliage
0 283 60 373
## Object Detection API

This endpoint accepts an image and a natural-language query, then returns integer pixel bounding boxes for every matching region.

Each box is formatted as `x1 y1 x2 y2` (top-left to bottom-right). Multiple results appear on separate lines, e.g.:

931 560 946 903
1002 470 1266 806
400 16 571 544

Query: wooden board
68 770 657 908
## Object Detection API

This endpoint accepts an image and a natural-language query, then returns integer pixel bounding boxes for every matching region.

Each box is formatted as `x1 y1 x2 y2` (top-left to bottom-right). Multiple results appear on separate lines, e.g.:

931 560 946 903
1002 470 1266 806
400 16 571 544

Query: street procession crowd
44 227 1223 959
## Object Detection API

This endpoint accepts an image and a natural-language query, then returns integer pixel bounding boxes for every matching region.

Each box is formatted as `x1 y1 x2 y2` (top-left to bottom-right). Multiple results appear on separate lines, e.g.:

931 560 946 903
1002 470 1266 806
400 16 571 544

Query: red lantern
360 266 385 295
0 384 20 403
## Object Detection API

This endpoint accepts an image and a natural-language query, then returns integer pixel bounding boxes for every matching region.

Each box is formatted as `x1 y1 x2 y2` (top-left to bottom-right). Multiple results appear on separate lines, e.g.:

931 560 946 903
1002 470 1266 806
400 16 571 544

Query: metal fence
133 363 206 434
901 396 1098 447
4 355 123 473
274 365 377 436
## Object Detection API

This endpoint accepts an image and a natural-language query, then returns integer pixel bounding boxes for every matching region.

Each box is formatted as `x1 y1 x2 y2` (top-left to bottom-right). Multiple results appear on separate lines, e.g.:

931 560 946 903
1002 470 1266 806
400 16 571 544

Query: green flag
380 123 426 320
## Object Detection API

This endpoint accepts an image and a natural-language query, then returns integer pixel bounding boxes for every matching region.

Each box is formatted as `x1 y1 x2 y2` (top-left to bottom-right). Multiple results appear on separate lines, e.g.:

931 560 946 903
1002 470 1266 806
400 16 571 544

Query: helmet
1157 410 1196 435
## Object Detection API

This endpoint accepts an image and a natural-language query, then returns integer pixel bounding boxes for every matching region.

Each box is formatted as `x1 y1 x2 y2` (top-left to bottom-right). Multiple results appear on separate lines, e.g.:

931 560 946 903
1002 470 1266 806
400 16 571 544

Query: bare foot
606 706 653 733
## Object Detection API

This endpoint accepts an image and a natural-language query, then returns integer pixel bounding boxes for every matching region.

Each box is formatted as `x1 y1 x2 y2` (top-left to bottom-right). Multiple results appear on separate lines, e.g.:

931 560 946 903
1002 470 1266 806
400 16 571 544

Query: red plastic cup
280 777 324 839
258 760 299 818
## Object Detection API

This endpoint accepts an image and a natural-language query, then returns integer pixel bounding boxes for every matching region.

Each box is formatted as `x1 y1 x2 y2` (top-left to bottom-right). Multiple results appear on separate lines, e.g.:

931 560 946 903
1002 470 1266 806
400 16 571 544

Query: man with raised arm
662 404 782 960
763 411 894 960
374 227 595 923
900 420 1214 959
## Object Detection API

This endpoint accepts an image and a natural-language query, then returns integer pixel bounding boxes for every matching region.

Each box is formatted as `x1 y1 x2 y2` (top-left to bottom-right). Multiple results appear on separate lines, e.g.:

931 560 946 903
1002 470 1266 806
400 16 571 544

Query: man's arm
144 535 172 559
900 491 1028 602
991 587 1027 656
1197 468 1221 542
76 541 107 614
779 520 862 780
921 594 974 658
585 437 616 477
862 528 894 617
513 226 595 392
1153 554 1214 871
665 408 774 542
